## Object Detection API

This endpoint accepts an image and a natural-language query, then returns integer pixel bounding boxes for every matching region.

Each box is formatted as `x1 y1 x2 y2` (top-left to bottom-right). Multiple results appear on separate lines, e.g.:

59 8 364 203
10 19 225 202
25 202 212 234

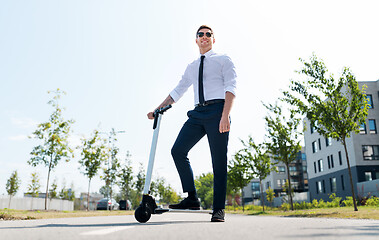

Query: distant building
304 80 379 201
78 192 103 210
243 148 308 204
24 192 47 198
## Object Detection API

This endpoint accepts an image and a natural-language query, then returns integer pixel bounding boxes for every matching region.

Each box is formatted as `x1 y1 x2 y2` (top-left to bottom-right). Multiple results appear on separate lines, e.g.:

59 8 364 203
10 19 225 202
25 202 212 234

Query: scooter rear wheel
134 206 152 223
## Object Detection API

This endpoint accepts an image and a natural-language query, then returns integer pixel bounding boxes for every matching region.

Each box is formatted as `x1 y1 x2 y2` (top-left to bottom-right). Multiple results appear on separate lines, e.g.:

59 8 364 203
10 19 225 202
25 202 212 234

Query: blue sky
1 0 379 197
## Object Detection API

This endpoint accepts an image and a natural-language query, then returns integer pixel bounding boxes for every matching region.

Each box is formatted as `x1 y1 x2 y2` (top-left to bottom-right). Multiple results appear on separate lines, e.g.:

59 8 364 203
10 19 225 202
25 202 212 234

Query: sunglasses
197 32 213 38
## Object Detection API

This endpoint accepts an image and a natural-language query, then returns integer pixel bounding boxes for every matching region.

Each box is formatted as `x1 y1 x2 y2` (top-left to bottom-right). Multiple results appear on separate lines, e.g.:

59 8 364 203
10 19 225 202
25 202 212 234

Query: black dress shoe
211 209 225 222
168 197 200 210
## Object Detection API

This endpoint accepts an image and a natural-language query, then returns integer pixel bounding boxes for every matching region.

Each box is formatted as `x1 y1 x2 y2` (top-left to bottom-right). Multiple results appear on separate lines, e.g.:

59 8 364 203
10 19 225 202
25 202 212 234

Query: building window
341 175 345 191
317 181 323 193
362 145 379 160
310 121 318 133
325 137 332 147
376 172 379 180
367 94 373 108
360 123 367 134
277 179 281 188
339 151 343 165
314 162 317 173
330 177 337 192
327 156 331 169
318 139 322 151
331 154 334 168
318 159 323 172
369 119 377 134
365 172 372 181
278 166 285 173
266 182 270 189
312 141 318 153
322 180 326 193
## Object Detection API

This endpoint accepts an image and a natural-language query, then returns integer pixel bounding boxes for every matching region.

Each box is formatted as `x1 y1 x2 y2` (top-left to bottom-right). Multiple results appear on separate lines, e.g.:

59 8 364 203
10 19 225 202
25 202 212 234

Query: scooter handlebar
153 105 172 129
154 105 172 115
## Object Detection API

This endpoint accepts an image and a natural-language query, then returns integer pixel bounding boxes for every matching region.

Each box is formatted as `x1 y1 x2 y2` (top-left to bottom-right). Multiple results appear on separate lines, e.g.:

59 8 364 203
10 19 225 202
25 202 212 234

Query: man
147 25 236 222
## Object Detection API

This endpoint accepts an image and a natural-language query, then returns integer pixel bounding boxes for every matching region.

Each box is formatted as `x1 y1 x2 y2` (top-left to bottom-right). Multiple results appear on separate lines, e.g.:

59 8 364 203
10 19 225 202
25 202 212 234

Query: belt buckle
197 102 207 107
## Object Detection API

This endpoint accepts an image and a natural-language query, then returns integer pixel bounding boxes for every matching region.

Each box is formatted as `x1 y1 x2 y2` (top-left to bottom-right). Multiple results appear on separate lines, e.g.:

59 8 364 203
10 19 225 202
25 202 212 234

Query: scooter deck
154 208 212 214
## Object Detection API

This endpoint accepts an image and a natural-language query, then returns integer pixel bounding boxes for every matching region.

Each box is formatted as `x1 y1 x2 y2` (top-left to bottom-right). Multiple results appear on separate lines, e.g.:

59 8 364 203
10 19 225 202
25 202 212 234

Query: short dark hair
196 25 213 36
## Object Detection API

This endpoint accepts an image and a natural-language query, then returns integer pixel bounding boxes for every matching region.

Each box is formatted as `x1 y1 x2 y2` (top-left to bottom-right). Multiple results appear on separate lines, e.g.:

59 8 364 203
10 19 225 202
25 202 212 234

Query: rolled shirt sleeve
169 64 193 102
222 55 237 97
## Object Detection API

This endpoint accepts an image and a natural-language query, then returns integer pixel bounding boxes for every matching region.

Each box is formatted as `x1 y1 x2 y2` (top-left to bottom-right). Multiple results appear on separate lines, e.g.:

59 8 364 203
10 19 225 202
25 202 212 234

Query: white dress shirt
169 50 237 105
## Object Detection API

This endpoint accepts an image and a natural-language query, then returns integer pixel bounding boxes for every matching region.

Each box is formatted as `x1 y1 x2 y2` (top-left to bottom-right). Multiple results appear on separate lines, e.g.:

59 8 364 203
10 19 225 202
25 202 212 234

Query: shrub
312 199 319 208
280 203 291 211
366 196 379 207
342 196 355 207
327 193 341 208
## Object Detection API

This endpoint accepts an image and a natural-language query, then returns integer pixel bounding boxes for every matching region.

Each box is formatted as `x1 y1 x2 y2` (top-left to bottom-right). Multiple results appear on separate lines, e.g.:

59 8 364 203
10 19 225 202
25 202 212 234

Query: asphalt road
1 212 379 240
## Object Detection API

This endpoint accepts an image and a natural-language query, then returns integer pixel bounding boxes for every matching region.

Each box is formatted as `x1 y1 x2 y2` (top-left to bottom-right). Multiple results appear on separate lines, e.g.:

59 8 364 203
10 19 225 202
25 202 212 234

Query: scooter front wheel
134 206 152 223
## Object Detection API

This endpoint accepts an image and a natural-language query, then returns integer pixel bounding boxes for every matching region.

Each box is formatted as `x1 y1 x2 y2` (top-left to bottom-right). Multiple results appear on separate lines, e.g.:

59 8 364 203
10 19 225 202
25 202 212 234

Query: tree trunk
241 188 245 212
87 178 91 211
8 195 12 209
45 157 53 211
286 164 294 210
343 140 358 211
110 186 113 211
260 179 265 212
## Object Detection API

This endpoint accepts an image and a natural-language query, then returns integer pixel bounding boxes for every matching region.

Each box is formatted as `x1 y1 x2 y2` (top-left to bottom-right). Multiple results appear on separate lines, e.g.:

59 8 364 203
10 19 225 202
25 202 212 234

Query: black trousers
171 102 229 209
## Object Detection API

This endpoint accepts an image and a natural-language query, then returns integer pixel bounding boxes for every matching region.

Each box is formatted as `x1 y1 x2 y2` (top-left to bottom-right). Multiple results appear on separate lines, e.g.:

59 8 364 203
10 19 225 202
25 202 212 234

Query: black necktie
198 55 205 105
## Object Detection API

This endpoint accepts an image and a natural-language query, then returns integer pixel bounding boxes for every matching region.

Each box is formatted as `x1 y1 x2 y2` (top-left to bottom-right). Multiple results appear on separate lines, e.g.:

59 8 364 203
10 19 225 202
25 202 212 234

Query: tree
266 187 274 208
59 181 75 201
264 102 302 211
117 152 134 203
282 54 369 211
99 185 111 198
238 137 276 212
101 129 121 210
194 173 214 209
27 172 41 210
128 163 146 209
49 178 58 200
78 129 108 210
29 89 74 210
230 143 257 212
151 177 180 205
6 170 21 209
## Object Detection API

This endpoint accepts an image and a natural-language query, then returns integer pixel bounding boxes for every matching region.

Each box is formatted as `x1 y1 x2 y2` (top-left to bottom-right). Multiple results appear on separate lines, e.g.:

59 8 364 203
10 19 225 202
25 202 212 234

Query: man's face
196 28 215 50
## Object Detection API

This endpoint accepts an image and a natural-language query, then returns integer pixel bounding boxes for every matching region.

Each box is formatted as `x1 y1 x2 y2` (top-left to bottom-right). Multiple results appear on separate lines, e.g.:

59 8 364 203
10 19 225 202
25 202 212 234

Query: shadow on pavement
0 219 210 230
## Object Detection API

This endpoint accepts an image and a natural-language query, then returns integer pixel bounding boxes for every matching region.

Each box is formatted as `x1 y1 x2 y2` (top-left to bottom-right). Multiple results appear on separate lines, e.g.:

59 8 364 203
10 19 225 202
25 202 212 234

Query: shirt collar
200 49 215 58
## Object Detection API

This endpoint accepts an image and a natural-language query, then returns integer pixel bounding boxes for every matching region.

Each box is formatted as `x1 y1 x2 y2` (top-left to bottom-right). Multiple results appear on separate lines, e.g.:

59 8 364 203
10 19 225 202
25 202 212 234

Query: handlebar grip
152 105 172 129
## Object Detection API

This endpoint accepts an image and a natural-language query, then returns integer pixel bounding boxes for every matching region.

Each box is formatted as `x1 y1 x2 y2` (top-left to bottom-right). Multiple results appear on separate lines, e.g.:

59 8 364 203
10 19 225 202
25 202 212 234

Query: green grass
225 205 379 220
0 209 134 220
2 206 379 221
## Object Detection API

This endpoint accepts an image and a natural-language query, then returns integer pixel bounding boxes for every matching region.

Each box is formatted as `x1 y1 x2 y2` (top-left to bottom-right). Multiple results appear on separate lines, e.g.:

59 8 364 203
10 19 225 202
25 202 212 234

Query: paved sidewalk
1 212 379 239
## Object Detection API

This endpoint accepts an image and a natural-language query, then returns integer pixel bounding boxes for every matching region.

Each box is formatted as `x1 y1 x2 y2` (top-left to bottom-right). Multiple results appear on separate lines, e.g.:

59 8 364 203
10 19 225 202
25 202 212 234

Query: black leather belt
195 99 225 107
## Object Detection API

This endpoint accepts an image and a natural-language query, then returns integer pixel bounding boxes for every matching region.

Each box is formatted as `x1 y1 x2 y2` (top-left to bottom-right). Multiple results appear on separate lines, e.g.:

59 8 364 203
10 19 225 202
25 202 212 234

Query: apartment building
305 80 379 201
243 148 308 203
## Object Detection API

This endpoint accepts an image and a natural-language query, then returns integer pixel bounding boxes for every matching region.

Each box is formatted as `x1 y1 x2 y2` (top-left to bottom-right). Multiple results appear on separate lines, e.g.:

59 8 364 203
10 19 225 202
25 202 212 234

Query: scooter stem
143 113 162 195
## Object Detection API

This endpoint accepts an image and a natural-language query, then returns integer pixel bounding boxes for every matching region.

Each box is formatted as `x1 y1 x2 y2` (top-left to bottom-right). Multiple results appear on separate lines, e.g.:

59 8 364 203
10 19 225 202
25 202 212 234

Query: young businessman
147 25 236 222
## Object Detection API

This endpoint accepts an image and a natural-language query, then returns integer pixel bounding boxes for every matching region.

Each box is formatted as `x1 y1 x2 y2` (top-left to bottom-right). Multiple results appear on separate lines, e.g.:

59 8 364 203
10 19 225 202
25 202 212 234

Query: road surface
1 212 379 239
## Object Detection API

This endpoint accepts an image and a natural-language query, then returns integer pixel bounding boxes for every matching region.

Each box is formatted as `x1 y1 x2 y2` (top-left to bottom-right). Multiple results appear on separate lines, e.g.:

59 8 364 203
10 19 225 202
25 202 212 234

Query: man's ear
213 38 215 44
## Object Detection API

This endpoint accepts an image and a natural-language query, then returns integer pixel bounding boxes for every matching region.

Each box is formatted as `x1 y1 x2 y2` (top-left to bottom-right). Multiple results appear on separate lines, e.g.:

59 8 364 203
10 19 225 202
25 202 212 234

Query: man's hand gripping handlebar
151 105 172 129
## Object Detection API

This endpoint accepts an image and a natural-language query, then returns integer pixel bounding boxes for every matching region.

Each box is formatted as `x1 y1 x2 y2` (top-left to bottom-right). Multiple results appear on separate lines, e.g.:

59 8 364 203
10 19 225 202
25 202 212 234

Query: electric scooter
134 105 211 223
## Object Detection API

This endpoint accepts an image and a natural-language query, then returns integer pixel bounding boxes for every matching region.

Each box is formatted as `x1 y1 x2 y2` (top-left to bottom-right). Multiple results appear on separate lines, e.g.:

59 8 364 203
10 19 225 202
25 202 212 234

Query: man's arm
147 95 175 120
219 91 235 133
